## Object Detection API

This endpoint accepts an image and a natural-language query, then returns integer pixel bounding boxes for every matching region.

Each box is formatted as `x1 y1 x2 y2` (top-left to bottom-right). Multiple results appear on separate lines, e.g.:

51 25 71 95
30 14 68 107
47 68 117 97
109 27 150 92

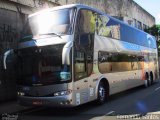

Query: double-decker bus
3 4 159 107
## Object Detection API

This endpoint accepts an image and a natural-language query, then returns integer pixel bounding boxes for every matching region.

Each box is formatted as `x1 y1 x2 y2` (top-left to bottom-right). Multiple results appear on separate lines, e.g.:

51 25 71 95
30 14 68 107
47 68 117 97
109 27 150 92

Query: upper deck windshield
21 8 75 39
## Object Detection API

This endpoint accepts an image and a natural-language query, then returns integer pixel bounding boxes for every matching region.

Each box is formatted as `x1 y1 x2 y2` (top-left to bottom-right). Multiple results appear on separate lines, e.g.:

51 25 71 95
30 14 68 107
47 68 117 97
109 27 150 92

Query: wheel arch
145 72 149 79
95 77 110 99
150 71 153 79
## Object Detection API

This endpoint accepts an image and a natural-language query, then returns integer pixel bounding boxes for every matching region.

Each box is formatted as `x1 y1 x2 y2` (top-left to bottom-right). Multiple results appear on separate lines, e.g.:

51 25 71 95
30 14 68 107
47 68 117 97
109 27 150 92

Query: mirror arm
3 49 13 70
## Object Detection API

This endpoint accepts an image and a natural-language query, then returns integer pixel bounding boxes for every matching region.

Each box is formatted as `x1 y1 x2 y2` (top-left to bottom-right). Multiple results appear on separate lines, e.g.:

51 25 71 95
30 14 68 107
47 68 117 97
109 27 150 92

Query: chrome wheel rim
144 80 148 87
99 86 105 101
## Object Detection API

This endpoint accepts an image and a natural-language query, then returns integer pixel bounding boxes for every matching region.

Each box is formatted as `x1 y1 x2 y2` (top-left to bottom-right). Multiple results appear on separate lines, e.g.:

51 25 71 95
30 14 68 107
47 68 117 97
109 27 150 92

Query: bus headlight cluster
54 90 72 96
17 92 25 96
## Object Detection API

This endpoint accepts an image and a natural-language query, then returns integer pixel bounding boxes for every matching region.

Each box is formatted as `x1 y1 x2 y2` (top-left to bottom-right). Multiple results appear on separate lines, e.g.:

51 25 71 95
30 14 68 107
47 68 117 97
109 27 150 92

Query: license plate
32 101 43 105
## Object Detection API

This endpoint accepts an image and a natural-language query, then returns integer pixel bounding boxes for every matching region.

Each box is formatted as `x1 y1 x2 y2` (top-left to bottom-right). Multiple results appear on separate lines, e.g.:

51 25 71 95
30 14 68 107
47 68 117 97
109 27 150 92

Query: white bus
3 4 159 107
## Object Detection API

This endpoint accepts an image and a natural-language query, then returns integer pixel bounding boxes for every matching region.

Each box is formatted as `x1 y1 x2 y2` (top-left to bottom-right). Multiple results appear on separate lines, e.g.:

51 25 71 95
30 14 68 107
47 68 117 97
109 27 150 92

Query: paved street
7 81 160 120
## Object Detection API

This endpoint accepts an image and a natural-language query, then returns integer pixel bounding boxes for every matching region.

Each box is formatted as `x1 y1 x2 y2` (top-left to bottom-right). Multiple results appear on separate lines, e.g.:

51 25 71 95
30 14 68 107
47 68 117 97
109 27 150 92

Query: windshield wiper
39 33 62 39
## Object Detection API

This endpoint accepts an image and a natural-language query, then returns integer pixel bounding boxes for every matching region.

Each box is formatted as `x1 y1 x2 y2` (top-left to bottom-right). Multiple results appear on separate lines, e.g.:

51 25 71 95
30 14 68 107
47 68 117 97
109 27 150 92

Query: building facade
0 0 155 102
63 0 155 30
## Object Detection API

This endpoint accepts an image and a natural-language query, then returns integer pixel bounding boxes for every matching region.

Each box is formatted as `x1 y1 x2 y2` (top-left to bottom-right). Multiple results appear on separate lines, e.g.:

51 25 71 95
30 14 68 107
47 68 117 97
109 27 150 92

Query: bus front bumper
18 95 75 107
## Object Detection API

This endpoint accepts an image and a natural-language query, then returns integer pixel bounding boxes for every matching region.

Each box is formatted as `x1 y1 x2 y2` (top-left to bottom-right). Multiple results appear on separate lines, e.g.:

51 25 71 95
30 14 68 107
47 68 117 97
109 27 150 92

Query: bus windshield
21 8 75 39
16 44 71 86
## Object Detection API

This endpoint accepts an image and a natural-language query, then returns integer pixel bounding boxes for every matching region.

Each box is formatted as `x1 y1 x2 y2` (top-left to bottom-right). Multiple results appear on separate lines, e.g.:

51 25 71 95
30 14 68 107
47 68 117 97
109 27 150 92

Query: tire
96 82 107 104
150 73 154 85
144 73 150 88
144 79 149 88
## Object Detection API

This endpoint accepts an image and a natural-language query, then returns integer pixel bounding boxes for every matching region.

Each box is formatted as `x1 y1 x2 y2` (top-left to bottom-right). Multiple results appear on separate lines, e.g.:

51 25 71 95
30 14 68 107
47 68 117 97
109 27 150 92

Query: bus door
73 9 95 105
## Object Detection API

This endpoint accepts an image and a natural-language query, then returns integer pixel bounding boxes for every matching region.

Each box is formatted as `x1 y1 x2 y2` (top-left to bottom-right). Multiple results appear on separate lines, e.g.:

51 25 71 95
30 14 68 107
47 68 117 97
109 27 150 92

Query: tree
145 25 160 55
144 25 160 40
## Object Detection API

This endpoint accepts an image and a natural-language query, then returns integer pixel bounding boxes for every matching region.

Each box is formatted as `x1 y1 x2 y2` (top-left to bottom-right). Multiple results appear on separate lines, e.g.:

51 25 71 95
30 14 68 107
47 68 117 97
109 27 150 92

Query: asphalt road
17 81 160 120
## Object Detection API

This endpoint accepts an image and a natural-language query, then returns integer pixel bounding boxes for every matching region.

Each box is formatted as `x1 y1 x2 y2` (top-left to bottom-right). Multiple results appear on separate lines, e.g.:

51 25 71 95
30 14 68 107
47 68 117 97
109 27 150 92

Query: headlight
54 90 72 96
17 92 25 96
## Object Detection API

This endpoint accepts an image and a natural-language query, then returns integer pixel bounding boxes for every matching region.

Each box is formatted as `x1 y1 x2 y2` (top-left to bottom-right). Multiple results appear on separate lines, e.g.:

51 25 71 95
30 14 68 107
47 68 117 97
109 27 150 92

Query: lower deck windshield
17 44 71 86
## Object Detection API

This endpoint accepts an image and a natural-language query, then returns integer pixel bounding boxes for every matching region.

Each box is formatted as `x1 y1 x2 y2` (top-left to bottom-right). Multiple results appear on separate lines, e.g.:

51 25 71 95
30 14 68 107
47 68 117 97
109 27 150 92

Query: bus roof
29 4 104 17
28 4 156 40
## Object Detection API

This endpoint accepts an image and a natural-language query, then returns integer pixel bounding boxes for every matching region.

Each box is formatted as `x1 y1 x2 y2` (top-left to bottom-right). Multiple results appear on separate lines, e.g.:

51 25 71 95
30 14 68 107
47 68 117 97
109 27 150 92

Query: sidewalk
0 101 31 114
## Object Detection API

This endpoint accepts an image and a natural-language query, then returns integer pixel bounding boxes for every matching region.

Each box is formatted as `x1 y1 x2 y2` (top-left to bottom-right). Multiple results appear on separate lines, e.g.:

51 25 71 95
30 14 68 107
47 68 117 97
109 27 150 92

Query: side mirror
3 49 14 70
62 41 73 65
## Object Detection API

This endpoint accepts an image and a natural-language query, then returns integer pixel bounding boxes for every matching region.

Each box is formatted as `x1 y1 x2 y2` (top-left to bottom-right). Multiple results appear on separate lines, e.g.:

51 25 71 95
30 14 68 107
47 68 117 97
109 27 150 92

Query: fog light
17 92 25 96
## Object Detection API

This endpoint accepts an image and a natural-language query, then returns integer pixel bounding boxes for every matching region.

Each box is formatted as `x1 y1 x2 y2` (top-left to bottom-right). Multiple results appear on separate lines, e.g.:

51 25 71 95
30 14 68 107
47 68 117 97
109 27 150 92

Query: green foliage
145 25 160 56
153 25 160 49
144 24 160 37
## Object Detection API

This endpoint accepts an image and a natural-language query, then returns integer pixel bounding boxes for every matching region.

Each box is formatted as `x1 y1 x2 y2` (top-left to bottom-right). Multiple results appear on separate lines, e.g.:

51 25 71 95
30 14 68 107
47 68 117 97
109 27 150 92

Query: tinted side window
97 15 120 40
120 24 157 49
98 51 140 73
75 9 95 50
74 9 95 80
77 9 95 34
74 51 87 80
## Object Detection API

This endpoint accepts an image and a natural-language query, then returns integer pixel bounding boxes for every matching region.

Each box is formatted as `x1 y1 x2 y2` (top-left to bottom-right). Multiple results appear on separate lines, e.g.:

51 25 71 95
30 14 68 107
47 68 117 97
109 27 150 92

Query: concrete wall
0 4 26 102
0 0 58 102
0 0 59 54
64 0 155 30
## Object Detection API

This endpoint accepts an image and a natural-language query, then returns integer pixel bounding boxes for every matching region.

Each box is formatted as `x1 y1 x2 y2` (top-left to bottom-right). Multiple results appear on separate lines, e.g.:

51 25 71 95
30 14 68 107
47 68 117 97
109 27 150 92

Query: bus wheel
144 73 150 88
97 82 107 104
